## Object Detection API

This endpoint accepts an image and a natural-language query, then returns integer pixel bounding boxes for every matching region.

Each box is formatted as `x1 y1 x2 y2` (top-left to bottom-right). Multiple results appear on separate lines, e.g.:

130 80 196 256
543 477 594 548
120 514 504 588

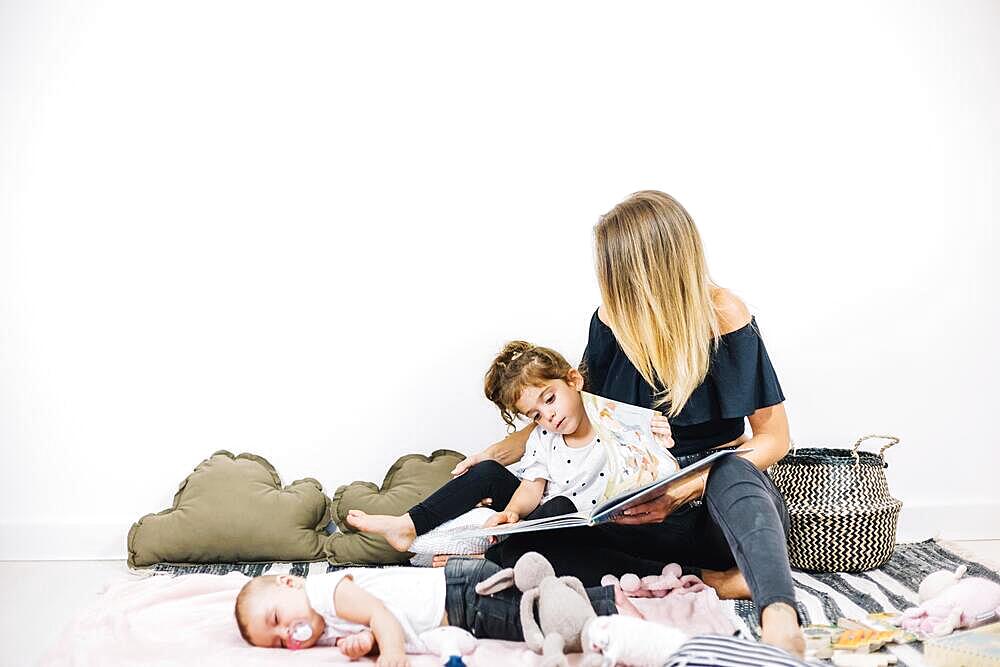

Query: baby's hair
484 341 576 430
234 575 277 645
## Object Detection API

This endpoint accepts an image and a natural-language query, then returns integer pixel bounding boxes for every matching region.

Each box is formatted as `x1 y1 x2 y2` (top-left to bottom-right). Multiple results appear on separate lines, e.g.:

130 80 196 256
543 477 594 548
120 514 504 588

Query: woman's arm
333 578 409 667
736 403 791 469
450 424 536 475
614 403 789 525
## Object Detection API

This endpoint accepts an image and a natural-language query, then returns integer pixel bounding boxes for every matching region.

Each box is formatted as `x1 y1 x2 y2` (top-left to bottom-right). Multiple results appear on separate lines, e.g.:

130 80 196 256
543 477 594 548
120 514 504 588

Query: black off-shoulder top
581 309 785 456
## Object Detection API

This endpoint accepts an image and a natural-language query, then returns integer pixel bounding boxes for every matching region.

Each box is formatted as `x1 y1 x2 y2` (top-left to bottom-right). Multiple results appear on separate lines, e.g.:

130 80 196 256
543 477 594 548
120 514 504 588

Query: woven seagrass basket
768 435 902 573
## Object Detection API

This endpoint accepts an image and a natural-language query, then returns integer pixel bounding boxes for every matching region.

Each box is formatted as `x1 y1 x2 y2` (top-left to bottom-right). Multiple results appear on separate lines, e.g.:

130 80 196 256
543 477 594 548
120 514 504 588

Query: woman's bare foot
701 567 751 599
345 510 417 552
612 584 645 619
336 630 375 659
760 602 805 658
431 553 485 568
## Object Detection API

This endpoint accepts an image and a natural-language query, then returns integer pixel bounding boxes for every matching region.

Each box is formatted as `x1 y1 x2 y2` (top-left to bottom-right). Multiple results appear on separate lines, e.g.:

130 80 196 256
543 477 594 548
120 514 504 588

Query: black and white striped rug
142 540 998 667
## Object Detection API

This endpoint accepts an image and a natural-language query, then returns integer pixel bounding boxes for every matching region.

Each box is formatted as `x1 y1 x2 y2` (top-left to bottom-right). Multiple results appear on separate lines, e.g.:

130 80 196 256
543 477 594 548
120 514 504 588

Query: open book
459 392 748 537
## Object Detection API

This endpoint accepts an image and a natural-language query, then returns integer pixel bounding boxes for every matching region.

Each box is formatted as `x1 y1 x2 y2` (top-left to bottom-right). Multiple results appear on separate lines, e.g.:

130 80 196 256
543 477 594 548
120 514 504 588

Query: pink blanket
632 589 736 636
40 573 617 666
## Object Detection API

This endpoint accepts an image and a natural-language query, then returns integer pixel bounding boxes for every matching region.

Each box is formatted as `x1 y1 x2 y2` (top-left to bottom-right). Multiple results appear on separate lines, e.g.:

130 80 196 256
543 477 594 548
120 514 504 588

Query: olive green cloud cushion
326 449 465 565
127 451 330 568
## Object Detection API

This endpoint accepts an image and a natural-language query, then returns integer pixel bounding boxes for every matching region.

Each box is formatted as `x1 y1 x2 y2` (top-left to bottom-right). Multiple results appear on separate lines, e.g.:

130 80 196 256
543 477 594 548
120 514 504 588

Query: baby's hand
376 652 410 667
483 510 519 529
651 415 674 449
336 630 375 659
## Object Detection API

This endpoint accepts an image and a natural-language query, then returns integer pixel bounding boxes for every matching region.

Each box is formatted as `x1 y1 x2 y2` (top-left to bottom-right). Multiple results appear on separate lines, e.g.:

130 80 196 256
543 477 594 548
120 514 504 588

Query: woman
455 190 804 656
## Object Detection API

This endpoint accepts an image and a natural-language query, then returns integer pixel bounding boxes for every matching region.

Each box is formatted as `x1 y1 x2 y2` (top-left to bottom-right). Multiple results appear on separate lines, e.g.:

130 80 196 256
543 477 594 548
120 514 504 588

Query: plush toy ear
475 567 515 595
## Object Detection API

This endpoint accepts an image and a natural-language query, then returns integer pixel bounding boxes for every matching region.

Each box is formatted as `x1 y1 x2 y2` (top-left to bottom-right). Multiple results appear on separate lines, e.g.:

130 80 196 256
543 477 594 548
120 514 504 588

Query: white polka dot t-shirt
514 427 609 511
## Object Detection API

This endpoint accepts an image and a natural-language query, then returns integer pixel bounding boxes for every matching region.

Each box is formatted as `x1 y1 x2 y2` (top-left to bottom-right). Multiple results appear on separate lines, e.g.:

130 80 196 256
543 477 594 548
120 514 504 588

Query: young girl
346 341 673 551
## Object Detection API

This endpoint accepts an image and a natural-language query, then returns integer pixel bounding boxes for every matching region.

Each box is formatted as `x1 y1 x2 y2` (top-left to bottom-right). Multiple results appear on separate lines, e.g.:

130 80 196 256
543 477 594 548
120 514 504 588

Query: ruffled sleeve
670 317 786 427
513 428 553 482
581 309 614 392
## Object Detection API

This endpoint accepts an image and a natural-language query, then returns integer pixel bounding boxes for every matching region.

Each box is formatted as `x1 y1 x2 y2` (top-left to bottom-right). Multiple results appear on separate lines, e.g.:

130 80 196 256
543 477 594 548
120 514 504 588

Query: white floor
4 541 1000 666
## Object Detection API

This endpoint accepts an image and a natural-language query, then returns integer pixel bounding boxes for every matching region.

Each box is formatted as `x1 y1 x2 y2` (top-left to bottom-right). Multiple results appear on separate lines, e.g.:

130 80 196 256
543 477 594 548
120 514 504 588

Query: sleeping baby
234 556 632 665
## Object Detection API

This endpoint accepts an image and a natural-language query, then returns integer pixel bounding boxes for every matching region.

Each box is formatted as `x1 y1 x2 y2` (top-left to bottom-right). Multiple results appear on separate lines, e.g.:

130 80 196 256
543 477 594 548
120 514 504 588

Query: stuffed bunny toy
475 551 604 667
900 565 1000 637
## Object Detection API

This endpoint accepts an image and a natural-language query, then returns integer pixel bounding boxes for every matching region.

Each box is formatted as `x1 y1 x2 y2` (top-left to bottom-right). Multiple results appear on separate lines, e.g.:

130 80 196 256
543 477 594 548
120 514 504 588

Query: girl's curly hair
484 341 577 430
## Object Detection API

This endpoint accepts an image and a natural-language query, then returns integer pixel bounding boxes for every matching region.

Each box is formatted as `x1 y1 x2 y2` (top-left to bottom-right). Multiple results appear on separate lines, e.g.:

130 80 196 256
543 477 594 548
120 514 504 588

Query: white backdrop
1 1 998 559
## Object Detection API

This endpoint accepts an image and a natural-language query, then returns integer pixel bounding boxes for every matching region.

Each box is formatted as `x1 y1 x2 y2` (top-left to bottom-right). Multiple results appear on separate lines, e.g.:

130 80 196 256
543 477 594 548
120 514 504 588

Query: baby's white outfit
514 426 609 511
304 567 446 652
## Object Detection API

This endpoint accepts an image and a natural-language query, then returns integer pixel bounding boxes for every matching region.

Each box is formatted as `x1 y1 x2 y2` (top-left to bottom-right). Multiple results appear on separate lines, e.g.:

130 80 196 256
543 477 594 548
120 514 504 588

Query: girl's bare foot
431 553 485 568
612 584 645 619
701 567 751 599
345 510 417 552
760 602 805 658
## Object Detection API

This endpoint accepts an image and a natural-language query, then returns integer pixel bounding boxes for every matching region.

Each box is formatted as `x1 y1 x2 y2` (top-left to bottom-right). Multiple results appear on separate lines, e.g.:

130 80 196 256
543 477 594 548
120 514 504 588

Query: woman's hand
482 510 520 529
451 451 489 477
452 426 535 476
612 471 707 525
651 414 674 449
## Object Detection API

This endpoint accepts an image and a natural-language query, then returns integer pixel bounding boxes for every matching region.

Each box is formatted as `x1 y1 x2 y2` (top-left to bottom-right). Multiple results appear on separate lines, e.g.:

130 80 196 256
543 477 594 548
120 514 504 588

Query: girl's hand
451 451 489 477
483 510 520 545
612 471 706 525
482 510 520 528
377 653 410 667
651 415 674 449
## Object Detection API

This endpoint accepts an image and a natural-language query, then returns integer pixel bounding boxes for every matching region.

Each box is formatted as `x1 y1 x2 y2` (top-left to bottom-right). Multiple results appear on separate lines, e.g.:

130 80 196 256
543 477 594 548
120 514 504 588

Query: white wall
1 1 998 559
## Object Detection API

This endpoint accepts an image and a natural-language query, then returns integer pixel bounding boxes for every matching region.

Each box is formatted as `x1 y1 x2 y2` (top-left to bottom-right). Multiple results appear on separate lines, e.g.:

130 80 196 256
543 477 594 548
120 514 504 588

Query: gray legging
486 452 797 615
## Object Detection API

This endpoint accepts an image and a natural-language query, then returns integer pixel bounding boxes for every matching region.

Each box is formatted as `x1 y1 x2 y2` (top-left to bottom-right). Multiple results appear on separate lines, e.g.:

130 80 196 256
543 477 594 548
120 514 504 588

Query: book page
460 510 591 537
581 391 679 502
591 449 743 523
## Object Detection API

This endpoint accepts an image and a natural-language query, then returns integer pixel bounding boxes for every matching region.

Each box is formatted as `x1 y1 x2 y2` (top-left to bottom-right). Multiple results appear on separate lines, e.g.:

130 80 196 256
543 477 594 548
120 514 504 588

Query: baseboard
896 501 1000 543
1 502 998 560
0 522 130 561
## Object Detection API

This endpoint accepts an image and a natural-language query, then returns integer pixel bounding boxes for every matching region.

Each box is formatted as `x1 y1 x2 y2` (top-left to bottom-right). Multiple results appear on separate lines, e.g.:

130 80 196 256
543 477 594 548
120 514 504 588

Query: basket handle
851 434 900 462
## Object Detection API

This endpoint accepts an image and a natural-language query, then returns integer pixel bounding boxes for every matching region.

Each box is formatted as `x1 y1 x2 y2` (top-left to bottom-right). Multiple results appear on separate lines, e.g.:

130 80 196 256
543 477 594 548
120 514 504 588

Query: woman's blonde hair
594 190 720 417
484 341 574 431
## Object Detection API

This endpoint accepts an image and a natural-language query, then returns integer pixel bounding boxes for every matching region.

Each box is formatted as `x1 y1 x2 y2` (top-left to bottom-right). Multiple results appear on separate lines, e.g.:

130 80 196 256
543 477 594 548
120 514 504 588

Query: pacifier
286 620 313 650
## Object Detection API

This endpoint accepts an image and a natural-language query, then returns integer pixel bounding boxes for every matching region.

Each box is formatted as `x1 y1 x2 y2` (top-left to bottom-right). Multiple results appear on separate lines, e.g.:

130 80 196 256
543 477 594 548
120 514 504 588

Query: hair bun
498 340 533 363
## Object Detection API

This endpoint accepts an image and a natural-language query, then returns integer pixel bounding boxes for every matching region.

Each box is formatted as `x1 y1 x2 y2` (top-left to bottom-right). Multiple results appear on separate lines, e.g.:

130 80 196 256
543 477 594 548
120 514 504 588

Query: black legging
408 460 522 536
408 455 797 614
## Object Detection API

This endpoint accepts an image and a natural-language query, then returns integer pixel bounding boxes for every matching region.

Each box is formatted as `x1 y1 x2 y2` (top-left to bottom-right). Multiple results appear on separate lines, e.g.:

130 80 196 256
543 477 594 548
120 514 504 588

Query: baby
234 556 639 665
347 341 673 553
